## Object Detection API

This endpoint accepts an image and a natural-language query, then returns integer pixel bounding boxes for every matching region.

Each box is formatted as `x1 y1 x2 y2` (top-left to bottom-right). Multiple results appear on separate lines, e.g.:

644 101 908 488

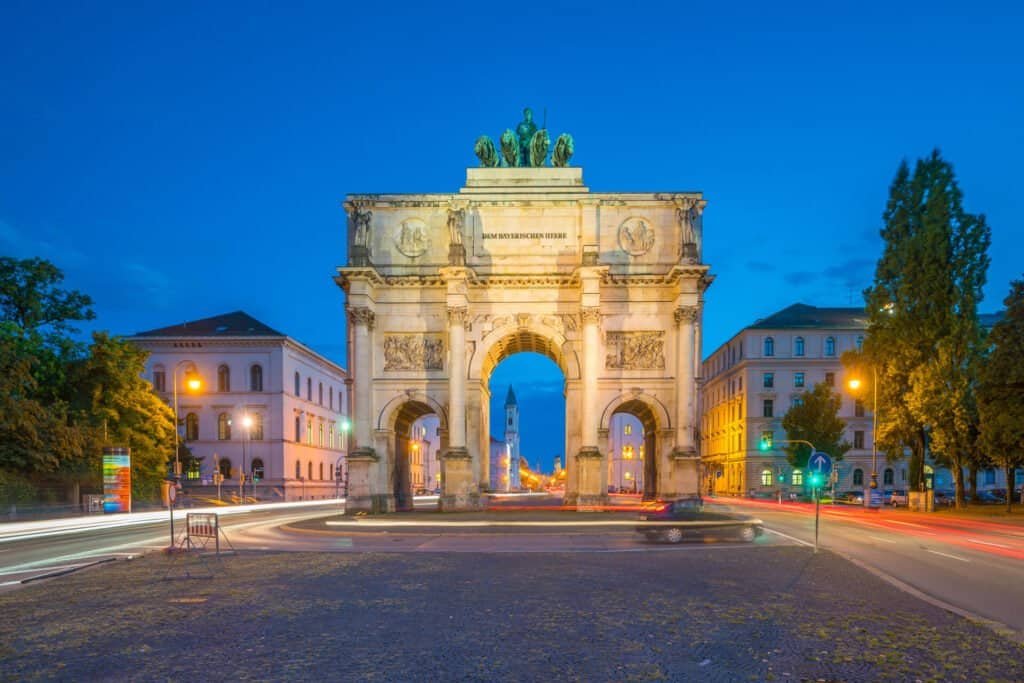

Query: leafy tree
68 332 176 502
978 279 1024 511
862 151 990 504
781 383 851 476
0 256 94 337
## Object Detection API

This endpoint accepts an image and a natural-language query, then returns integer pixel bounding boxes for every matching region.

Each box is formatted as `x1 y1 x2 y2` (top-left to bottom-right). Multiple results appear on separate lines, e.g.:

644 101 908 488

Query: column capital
447 306 469 326
580 307 602 325
348 306 376 329
674 306 698 325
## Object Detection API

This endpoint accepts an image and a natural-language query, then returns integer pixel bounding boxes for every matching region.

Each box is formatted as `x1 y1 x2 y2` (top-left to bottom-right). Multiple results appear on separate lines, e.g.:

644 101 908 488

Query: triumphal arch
337 135 711 512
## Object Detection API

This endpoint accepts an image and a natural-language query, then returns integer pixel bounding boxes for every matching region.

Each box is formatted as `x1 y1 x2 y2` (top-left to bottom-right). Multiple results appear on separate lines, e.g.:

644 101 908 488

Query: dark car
636 497 764 544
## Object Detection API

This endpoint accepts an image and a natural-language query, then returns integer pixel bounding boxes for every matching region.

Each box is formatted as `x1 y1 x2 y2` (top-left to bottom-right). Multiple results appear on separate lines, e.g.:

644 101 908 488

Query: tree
978 279 1024 512
67 333 176 502
0 256 94 337
862 151 990 504
781 383 851 476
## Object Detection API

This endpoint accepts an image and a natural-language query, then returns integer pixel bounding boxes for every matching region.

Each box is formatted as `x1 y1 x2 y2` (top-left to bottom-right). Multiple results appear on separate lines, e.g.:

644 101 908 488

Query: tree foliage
0 258 173 504
781 382 851 470
861 150 991 505
977 279 1024 511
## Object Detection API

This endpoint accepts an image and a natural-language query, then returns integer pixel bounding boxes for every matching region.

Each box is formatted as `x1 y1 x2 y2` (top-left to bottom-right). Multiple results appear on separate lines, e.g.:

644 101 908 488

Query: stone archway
602 395 668 501
337 164 711 512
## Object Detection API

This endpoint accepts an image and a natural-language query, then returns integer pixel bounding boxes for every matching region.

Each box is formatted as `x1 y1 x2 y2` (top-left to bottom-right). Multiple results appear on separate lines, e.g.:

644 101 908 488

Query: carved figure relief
394 218 429 258
351 206 372 248
383 335 444 371
605 331 666 370
447 206 465 246
618 217 655 256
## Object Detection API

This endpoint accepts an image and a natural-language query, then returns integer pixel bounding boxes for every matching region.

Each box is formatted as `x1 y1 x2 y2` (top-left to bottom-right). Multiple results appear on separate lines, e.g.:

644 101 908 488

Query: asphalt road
718 496 1024 636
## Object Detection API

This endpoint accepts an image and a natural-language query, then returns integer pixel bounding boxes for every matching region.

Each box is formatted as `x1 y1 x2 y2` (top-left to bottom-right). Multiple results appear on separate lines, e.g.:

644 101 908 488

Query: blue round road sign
808 451 832 475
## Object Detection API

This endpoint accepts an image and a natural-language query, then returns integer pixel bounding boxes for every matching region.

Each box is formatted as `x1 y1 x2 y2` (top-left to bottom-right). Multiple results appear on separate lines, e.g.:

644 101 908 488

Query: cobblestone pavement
2 545 1022 682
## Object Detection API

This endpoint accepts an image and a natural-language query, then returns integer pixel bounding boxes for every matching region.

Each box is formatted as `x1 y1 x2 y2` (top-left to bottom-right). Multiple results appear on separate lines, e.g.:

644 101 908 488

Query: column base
440 448 483 511
663 449 701 500
345 494 393 514
574 447 606 510
344 447 379 513
449 244 466 266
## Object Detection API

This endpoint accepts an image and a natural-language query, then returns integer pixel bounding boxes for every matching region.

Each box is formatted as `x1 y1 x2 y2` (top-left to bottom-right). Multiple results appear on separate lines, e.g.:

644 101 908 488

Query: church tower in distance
505 386 521 490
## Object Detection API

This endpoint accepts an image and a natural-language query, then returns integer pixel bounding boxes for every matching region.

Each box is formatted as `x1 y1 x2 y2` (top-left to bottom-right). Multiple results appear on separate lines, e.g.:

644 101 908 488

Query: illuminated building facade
130 311 349 502
607 413 644 493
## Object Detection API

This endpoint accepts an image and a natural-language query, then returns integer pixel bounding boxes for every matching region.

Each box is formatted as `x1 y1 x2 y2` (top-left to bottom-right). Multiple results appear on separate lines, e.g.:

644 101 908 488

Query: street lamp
171 362 202 483
848 365 879 497
240 414 253 503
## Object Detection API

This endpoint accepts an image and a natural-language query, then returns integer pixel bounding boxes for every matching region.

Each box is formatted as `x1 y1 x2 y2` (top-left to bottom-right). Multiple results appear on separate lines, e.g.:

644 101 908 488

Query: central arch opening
478 328 573 499
610 399 659 501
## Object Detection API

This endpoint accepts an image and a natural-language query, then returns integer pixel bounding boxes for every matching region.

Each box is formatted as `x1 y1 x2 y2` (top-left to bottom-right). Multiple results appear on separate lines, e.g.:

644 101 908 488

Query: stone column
346 306 378 512
674 306 698 454
441 306 479 510
575 306 605 508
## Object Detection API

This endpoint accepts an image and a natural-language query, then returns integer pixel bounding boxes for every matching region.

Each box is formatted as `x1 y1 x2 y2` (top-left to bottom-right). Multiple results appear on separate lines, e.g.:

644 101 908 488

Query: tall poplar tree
863 151 990 504
978 279 1024 511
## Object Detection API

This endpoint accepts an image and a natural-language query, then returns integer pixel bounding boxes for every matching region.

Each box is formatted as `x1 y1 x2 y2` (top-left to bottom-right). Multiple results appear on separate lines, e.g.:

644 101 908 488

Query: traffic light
759 438 771 452
808 472 824 488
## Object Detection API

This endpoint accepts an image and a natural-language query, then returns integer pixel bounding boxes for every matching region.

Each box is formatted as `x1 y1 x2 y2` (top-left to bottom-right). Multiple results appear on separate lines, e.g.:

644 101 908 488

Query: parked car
933 490 955 506
972 490 1006 504
889 489 908 506
841 490 864 504
636 497 763 544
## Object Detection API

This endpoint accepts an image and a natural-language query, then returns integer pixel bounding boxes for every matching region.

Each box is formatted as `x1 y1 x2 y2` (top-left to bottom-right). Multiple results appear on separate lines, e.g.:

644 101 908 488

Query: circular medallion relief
394 218 429 257
618 217 655 256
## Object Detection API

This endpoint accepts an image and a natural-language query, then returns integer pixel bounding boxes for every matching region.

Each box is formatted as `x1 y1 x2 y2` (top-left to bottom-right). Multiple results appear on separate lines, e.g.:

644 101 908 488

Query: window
853 469 864 486
307 377 312 401
794 337 805 357
295 460 302 479
622 445 634 460
308 462 313 480
185 413 199 441
762 400 774 417
329 386 334 410
760 431 773 449
294 372 301 396
794 372 805 388
330 426 335 449
792 470 803 486
763 373 774 389
319 462 324 480
856 336 864 352
218 413 231 440
764 337 775 356
984 468 996 485
855 400 865 417
252 459 264 482
508 417 513 426
251 413 264 441
883 468 894 485
624 423 632 435
250 364 263 391
825 337 836 356
318 423 324 447
218 457 232 478
825 372 835 387
187 460 200 480
306 418 313 445
153 367 166 392
217 365 230 392
295 416 301 442
854 431 865 449
791 396 803 408
318 382 324 405
761 469 773 487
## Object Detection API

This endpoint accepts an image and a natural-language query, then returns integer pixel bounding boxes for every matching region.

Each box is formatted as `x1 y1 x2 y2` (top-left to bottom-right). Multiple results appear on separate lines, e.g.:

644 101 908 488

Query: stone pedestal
663 451 700 500
574 448 607 509
345 448 385 513
440 448 483 511
448 243 466 266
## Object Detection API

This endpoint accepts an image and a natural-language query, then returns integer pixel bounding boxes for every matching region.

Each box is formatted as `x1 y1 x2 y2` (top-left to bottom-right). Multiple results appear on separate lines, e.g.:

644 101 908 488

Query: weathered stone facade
336 167 711 511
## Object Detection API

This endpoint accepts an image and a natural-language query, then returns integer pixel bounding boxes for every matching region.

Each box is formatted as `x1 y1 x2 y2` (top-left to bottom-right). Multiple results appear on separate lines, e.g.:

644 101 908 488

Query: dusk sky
3 2 1021 472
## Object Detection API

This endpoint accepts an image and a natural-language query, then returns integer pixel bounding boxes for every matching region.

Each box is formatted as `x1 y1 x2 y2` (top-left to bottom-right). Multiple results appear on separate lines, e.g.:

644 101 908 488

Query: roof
133 311 285 338
747 303 868 331
505 385 518 407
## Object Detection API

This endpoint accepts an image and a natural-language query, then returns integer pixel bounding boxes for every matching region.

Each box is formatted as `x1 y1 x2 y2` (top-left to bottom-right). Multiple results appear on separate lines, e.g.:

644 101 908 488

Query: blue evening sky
3 2 1021 472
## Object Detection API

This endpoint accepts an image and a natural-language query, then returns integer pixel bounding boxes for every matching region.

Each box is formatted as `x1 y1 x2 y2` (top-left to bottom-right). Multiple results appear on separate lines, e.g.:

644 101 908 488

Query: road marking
926 549 969 562
889 520 930 529
868 535 897 543
762 528 813 547
967 538 1012 549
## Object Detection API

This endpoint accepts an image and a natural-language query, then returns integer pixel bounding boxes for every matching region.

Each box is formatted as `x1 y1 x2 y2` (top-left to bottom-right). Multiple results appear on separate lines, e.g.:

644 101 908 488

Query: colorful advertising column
102 446 131 513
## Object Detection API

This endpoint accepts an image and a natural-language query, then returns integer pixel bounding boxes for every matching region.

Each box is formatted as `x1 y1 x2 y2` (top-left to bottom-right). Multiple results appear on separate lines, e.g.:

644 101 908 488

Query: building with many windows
129 311 349 501
409 415 441 493
607 413 644 494
700 303 904 497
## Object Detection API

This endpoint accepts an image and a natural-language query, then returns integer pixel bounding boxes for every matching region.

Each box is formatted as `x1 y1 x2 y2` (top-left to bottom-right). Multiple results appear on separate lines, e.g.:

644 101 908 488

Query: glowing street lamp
240 414 253 502
848 366 879 498
172 362 202 483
